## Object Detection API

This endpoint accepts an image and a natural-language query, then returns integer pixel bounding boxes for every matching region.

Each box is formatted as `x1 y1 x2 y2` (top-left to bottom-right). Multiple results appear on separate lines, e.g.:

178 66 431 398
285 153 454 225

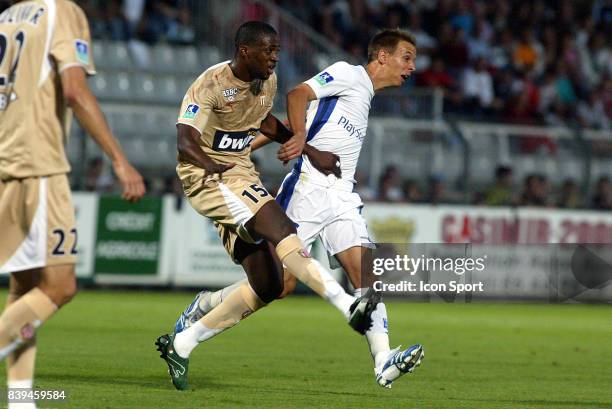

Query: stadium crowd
75 0 195 44
275 0 611 129
356 164 612 209
79 158 612 210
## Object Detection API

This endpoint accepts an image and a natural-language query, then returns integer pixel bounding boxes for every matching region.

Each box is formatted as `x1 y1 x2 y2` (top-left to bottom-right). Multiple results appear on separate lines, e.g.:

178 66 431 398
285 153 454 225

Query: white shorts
276 171 373 255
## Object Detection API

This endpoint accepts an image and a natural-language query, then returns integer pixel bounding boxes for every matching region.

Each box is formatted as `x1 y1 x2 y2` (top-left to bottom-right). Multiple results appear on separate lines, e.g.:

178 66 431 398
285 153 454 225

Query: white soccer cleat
375 344 424 388
173 290 212 333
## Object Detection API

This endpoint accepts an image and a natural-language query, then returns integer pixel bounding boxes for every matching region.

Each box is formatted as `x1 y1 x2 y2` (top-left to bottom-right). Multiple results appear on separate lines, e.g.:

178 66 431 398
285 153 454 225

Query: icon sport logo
314 71 334 86
182 104 200 119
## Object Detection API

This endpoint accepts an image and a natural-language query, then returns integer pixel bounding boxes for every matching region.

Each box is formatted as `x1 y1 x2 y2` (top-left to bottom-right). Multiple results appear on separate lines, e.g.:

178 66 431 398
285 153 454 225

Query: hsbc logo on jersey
314 71 334 86
222 87 239 101
212 129 257 152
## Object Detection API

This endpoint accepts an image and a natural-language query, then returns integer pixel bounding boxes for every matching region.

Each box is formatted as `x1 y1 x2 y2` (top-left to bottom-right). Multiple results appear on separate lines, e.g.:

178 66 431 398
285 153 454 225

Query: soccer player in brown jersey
155 21 380 390
0 1 145 407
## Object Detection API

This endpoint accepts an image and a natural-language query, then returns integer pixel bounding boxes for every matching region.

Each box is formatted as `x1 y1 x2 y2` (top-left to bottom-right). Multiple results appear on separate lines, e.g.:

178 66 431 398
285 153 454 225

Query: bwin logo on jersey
213 129 257 152
314 71 334 86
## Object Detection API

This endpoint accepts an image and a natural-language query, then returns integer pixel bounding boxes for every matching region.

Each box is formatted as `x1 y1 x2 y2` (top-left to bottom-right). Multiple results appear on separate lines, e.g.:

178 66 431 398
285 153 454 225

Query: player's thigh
334 246 377 289
186 176 274 261
321 208 374 286
0 175 77 276
246 200 297 246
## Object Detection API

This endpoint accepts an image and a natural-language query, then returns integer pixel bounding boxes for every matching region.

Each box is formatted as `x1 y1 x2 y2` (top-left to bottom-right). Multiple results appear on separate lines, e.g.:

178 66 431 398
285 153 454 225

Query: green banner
94 196 162 275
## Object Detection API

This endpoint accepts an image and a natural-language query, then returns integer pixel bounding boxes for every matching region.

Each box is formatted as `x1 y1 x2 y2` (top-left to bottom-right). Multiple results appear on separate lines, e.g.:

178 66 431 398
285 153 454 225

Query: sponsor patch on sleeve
314 71 334 86
75 40 89 65
182 104 200 119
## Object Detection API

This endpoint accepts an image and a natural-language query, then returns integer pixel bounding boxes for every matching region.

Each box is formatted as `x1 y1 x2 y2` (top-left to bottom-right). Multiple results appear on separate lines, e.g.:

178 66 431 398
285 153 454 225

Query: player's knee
42 278 77 307
59 279 78 306
252 276 283 304
278 273 297 299
276 217 297 243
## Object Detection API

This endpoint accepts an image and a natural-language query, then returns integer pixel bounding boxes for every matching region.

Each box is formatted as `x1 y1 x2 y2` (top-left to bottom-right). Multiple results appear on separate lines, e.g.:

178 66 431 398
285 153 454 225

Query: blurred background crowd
274 0 611 129
1 0 609 210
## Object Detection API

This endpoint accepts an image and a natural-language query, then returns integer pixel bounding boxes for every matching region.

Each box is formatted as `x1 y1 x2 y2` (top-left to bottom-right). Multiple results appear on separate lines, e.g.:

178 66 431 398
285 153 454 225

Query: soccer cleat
348 287 381 334
375 344 424 388
155 333 190 391
174 290 211 334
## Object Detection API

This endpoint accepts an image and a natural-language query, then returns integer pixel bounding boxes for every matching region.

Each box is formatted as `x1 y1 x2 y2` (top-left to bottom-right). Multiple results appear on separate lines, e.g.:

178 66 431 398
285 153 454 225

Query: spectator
84 157 115 192
138 0 194 44
418 57 462 112
104 0 131 41
558 179 582 208
485 166 514 206
519 174 549 207
462 57 495 114
354 170 376 202
377 165 404 202
538 68 559 115
513 28 543 74
577 90 611 129
592 176 612 210
425 175 447 205
402 179 422 203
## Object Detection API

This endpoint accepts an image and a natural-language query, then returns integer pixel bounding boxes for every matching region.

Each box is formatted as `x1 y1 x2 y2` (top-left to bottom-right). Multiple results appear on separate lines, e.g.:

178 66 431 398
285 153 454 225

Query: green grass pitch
0 290 610 409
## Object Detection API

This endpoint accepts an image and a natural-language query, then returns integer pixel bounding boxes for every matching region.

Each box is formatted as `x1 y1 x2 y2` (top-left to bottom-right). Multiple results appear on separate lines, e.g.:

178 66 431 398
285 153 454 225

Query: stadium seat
92 41 109 69
199 46 221 67
175 46 200 73
89 72 111 99
131 73 157 102
157 75 183 104
152 43 177 73
106 72 132 101
104 42 132 70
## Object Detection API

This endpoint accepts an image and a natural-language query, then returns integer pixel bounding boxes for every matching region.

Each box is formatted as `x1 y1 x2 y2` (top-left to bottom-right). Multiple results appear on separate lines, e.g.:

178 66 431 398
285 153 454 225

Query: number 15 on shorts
241 183 269 203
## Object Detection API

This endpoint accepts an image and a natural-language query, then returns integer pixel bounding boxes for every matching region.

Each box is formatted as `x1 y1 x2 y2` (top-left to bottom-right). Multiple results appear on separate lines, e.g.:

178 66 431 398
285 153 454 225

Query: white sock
8 380 36 409
173 321 222 358
311 259 354 318
202 280 246 313
355 288 391 368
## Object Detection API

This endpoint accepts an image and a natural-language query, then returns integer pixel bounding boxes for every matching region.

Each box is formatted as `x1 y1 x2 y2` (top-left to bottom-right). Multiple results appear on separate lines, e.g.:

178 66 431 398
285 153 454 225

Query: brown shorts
183 174 274 262
0 174 77 274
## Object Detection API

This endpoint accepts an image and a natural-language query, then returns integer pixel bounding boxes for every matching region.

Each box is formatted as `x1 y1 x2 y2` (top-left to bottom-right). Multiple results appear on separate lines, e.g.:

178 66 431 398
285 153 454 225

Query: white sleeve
303 61 355 99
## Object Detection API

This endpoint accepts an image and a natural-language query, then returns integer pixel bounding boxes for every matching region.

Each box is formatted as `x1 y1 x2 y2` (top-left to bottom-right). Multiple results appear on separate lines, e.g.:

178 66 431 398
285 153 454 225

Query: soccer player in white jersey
174 29 423 388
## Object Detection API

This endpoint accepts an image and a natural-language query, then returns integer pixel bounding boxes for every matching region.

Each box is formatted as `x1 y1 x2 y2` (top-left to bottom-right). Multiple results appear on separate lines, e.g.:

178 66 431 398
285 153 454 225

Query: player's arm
60 67 145 201
257 111 341 176
252 113 292 151
301 145 341 178
280 83 317 161
176 124 235 177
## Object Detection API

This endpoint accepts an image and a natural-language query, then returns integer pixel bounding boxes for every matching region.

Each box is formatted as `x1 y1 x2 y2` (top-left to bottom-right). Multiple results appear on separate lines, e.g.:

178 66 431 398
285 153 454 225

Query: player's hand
202 158 236 179
278 131 306 161
113 159 146 202
301 147 341 178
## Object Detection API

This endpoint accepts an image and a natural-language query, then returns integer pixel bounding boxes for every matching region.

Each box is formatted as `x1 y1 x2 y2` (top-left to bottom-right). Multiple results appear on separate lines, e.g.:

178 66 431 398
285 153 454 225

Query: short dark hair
234 21 277 49
367 28 416 62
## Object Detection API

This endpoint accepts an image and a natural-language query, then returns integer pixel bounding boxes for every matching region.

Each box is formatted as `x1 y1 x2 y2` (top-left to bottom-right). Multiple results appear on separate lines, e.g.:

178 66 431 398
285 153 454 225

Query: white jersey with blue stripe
298 61 374 187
